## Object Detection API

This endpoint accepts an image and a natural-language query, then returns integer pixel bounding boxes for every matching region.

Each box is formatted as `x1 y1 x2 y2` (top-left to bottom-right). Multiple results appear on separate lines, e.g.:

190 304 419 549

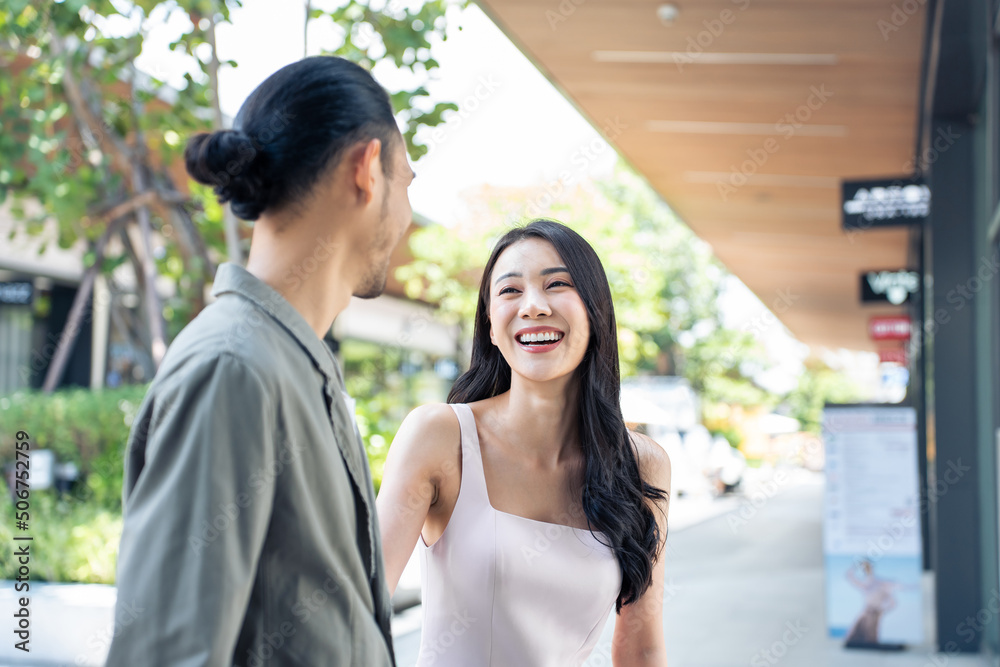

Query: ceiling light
683 172 841 188
592 51 838 66
648 120 848 137
657 4 679 25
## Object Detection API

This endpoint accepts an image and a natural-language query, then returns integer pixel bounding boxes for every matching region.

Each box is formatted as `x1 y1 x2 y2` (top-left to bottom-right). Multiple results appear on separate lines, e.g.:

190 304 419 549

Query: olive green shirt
106 262 395 667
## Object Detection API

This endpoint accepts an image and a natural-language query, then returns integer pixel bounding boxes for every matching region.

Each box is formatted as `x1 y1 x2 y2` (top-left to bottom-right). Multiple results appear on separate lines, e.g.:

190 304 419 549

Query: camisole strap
448 403 491 507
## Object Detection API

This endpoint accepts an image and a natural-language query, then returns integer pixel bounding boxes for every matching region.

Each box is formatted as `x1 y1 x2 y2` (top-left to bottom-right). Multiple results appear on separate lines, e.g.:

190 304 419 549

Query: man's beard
354 191 393 300
355 257 390 299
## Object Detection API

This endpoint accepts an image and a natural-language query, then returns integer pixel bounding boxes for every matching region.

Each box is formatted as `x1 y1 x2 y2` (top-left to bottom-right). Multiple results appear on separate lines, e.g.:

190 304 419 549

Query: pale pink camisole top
416 403 622 666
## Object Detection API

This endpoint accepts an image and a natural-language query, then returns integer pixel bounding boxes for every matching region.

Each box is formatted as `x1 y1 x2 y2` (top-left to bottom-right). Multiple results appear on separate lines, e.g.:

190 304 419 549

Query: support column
928 117 983 652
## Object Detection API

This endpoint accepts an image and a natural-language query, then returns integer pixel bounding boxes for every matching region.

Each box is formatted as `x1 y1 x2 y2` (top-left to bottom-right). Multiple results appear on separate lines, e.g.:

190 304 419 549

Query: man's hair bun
182 57 399 222
184 129 270 220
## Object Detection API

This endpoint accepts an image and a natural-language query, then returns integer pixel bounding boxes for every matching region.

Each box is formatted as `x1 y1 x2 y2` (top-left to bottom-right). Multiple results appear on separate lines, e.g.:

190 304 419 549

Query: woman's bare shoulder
396 403 461 448
628 430 672 489
401 402 459 430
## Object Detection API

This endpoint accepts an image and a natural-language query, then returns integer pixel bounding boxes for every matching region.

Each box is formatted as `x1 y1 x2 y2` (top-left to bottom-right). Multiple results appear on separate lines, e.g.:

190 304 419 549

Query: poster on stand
822 405 923 648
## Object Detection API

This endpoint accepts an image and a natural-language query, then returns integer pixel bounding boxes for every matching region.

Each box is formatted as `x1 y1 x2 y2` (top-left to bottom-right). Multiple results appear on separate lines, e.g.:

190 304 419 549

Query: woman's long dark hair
448 219 668 611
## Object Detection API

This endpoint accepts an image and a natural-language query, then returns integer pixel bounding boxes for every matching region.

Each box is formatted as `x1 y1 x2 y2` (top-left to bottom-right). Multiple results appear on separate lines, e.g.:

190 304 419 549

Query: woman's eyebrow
493 266 569 285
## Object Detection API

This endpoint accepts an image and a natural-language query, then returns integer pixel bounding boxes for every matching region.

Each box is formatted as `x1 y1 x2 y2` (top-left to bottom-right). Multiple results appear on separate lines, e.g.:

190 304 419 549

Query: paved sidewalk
575 471 988 667
0 582 116 666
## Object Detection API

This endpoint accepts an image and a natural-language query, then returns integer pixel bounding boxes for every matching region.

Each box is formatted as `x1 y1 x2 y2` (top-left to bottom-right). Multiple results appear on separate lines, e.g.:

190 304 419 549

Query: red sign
878 349 908 365
869 316 911 341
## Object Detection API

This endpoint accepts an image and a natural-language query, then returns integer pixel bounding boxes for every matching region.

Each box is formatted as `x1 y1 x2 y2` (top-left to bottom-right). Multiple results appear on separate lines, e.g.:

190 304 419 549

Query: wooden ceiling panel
496 1 924 59
575 96 918 130
563 67 921 103
617 135 917 177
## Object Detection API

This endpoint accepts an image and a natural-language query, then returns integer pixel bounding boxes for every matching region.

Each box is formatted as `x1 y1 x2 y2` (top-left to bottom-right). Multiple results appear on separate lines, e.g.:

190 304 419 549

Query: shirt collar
210 262 340 386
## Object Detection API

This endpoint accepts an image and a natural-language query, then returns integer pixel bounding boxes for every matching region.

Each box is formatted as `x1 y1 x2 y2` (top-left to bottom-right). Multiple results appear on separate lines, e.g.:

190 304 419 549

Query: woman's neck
492 373 582 468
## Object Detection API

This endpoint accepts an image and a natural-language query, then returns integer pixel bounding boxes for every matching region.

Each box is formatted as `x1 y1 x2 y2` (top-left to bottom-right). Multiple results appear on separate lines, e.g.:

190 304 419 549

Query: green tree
0 0 467 390
682 327 774 407
783 358 865 434
314 0 468 162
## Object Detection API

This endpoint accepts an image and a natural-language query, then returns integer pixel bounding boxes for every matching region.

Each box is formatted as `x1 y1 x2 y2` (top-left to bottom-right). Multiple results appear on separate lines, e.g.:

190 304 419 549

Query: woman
377 219 671 666
844 559 901 647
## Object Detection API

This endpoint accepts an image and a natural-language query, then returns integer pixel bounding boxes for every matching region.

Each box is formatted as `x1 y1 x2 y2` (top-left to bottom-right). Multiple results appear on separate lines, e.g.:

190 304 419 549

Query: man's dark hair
185 56 399 221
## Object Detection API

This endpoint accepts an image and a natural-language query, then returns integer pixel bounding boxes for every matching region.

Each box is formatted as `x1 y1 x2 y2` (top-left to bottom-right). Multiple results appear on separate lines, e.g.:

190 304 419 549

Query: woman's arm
845 564 864 590
612 432 672 667
375 403 461 596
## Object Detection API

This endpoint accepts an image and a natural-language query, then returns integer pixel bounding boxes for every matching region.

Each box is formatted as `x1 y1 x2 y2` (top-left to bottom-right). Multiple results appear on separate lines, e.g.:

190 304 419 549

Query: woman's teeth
518 331 564 345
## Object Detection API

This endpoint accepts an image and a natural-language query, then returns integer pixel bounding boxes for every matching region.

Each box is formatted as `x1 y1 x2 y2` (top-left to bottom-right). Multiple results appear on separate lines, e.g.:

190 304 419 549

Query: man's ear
353 138 383 206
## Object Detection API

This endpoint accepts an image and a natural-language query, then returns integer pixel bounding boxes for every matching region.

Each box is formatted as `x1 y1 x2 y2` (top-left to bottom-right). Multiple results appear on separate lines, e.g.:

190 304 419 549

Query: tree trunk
47 28 135 178
119 224 148 316
155 177 217 279
207 4 243 265
131 161 168 367
304 0 312 56
42 215 126 393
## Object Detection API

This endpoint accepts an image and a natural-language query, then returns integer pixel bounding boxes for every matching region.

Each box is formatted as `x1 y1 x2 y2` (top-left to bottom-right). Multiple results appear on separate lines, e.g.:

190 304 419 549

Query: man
106 56 414 666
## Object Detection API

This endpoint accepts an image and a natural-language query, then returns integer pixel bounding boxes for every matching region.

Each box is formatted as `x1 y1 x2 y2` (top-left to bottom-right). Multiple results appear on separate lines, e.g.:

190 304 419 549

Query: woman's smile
515 326 565 353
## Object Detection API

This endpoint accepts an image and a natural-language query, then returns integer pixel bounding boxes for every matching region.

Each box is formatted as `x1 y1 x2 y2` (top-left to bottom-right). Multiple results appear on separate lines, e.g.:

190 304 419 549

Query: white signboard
822 405 923 648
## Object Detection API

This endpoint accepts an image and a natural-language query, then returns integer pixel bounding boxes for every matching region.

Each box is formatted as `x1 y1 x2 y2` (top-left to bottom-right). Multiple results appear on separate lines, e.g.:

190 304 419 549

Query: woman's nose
519 286 552 318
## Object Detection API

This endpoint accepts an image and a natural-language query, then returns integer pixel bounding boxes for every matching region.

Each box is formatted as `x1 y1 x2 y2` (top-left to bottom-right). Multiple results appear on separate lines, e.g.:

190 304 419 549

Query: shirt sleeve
105 353 277 667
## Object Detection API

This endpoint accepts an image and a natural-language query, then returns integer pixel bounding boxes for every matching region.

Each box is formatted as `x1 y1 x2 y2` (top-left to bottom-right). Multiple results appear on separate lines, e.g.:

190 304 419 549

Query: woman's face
488 238 590 384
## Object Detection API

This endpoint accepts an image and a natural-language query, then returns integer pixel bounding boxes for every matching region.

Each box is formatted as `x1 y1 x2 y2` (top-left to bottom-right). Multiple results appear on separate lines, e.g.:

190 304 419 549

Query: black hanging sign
860 270 920 305
842 177 929 230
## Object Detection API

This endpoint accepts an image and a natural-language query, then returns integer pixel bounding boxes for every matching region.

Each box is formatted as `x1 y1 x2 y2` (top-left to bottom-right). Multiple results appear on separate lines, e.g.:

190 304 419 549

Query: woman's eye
498 286 519 295
549 280 572 288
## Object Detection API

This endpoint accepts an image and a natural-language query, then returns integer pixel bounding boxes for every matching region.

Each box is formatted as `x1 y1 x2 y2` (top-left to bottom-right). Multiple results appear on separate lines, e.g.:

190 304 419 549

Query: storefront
917 0 1000 656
